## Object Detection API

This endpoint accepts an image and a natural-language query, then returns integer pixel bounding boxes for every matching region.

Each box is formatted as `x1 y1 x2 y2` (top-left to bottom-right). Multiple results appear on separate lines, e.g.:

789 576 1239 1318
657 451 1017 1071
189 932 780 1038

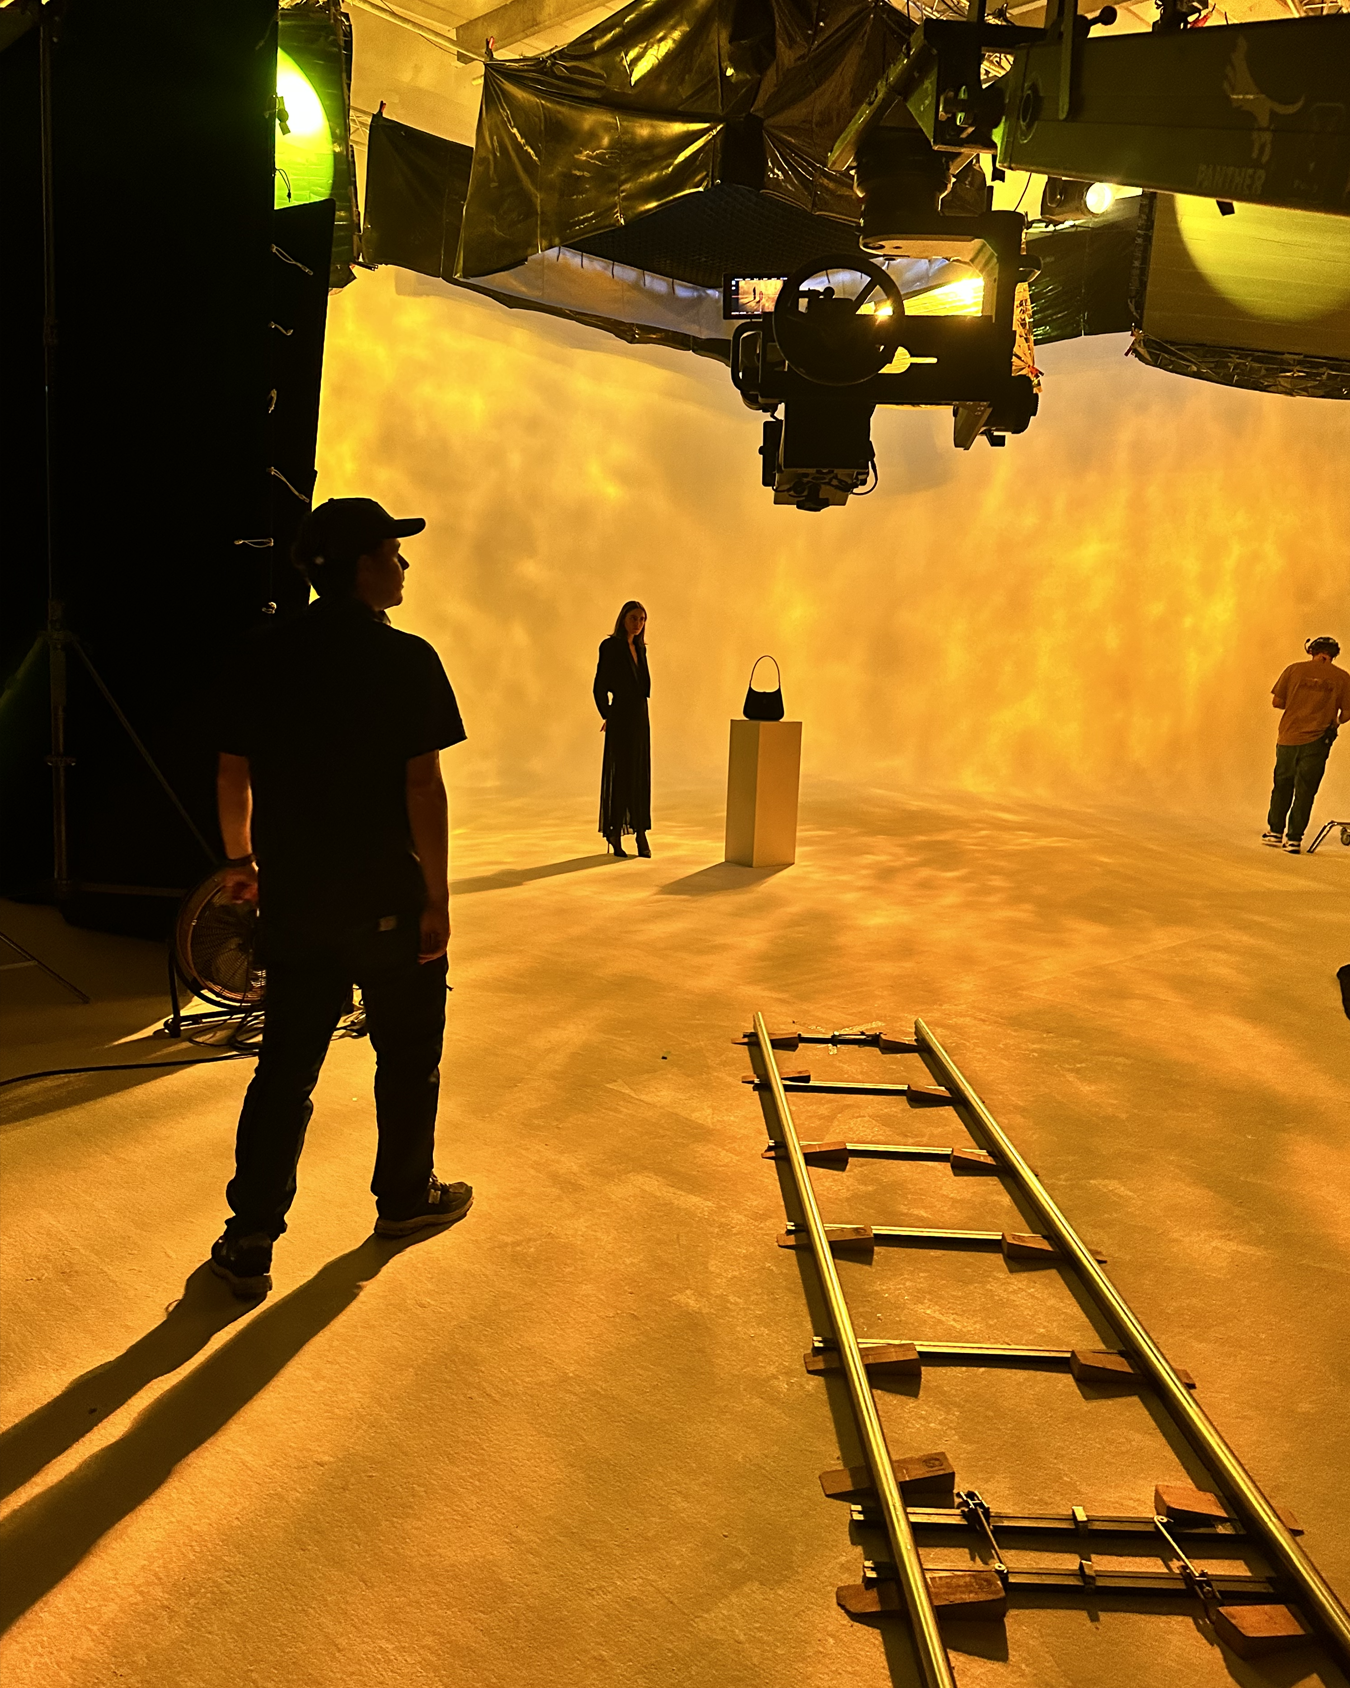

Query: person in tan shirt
1263 636 1350 853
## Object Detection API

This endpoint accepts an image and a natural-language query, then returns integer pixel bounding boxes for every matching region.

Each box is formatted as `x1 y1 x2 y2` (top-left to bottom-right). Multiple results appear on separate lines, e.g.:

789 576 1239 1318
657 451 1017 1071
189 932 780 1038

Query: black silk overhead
456 0 911 278
753 0 912 223
366 108 1144 359
1024 199 1139 346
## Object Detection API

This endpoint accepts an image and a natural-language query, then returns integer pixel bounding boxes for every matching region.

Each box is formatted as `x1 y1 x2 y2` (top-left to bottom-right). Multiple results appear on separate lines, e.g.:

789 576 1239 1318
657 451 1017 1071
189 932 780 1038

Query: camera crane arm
830 3 1350 219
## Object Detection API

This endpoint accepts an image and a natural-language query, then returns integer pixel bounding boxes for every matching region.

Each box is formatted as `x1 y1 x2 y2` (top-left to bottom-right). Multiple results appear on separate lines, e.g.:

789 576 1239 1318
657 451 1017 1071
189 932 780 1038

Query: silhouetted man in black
210 499 471 1298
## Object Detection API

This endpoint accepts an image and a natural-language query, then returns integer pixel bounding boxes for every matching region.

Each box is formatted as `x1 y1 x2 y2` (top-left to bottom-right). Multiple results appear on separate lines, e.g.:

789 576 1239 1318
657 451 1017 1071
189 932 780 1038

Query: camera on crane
727 129 1040 511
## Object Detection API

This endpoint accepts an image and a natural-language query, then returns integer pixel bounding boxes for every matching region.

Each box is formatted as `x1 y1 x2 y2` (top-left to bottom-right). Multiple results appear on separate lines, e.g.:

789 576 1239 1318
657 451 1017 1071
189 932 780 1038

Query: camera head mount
772 256 907 387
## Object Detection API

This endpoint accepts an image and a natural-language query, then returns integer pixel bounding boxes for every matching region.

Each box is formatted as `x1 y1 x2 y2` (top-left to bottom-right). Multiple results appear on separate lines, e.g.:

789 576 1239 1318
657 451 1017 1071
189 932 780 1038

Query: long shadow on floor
657 863 788 896
0 1263 253 1502
450 854 613 895
0 1233 430 1633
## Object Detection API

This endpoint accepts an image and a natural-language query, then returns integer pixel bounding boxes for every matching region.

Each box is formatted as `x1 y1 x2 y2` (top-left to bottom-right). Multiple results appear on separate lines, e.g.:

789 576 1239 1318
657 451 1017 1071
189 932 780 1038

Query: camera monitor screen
723 275 787 319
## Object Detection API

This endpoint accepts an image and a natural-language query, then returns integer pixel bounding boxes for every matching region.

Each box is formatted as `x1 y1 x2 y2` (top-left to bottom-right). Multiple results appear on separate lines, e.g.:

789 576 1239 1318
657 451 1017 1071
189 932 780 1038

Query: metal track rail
913 1018 1350 1670
866 1505 1258 1541
865 1561 1282 1599
751 1012 1350 1678
752 1013 957 1688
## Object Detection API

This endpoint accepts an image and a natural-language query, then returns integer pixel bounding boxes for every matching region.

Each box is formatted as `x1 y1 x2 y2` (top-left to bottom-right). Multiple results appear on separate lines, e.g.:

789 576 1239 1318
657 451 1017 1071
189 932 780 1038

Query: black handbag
743 655 785 721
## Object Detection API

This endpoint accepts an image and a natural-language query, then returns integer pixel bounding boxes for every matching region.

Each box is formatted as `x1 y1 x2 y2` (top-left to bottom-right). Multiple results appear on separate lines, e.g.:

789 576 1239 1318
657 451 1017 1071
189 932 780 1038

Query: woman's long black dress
593 634 651 839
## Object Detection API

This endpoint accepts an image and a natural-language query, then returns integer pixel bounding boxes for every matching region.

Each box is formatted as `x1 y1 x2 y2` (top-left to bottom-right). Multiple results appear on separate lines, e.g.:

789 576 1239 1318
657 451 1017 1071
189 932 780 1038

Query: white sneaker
1260 831 1283 847
1283 837 1302 854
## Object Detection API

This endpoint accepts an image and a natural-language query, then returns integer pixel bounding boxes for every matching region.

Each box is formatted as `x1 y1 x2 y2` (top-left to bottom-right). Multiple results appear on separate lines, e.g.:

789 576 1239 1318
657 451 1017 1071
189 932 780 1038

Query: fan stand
161 868 266 1040
160 871 365 1044
163 951 261 1040
163 957 364 1041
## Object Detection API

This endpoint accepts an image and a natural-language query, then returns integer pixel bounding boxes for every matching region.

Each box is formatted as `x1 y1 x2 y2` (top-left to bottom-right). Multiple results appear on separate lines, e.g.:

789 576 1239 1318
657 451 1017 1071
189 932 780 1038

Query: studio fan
166 869 265 1035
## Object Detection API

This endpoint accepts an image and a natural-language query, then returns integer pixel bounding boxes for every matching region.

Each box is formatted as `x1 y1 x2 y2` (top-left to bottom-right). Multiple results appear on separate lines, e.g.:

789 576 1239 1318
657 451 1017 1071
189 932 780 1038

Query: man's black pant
225 912 447 1242
1267 728 1336 841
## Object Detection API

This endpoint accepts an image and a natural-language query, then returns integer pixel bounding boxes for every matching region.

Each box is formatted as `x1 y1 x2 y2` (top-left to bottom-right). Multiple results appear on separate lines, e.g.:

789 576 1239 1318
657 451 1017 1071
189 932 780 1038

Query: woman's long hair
612 600 647 648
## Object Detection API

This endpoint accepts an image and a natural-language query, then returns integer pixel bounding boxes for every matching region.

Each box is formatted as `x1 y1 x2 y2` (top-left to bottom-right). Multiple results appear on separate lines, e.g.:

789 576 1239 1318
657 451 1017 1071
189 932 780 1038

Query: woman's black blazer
593 635 650 720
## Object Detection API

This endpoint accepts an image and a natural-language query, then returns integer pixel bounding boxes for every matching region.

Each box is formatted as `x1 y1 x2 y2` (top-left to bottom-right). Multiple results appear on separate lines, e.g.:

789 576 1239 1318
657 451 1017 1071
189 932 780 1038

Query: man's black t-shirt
221 597 465 928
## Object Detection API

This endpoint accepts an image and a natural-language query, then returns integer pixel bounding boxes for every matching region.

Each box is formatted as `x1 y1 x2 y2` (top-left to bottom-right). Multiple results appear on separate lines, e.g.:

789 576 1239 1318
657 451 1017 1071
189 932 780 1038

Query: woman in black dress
593 601 651 858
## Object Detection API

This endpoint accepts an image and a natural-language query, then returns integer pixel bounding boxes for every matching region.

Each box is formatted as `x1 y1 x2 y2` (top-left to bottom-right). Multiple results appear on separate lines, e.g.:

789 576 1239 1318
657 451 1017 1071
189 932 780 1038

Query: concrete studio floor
2 787 1348 1688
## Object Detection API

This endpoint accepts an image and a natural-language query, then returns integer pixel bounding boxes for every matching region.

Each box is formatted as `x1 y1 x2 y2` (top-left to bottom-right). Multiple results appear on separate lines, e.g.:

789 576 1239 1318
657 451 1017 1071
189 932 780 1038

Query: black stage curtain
268 198 337 616
0 2 331 934
363 110 473 278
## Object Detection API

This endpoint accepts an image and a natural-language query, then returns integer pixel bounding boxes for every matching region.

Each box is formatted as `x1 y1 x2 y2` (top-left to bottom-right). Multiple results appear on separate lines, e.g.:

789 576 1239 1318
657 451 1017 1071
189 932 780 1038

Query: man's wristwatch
223 854 256 868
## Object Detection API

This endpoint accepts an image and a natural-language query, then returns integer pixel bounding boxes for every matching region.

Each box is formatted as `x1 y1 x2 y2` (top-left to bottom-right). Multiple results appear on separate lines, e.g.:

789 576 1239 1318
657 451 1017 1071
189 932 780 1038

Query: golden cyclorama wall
315 266 1350 822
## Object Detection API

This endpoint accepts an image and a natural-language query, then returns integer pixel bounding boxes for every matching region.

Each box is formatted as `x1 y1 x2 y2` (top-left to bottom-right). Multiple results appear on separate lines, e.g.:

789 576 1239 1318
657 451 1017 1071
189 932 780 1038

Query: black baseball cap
296 497 425 568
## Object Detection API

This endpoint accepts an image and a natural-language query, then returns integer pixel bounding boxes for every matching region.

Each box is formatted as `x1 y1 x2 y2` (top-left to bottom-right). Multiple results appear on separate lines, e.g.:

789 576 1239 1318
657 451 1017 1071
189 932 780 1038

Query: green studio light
275 49 334 208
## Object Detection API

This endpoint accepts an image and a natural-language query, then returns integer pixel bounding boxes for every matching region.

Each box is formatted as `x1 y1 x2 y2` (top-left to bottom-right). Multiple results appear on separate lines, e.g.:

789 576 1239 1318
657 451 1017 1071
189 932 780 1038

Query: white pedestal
724 719 802 868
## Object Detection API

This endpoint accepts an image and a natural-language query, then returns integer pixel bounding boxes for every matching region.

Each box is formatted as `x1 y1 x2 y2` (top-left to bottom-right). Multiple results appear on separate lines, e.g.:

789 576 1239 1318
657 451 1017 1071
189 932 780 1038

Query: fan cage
173 871 265 1010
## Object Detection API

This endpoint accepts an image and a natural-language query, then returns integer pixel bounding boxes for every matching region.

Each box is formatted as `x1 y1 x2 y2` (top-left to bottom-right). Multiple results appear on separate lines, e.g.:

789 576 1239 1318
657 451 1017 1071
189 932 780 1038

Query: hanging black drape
456 0 912 278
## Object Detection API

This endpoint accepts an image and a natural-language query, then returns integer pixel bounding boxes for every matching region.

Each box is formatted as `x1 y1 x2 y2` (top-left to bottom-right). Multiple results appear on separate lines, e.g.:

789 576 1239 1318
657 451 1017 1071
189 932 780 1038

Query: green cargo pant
1267 729 1336 841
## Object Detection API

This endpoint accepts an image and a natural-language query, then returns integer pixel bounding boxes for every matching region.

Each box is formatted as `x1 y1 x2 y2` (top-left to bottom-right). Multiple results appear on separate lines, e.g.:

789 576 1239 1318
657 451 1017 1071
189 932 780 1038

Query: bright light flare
904 273 986 316
276 50 334 208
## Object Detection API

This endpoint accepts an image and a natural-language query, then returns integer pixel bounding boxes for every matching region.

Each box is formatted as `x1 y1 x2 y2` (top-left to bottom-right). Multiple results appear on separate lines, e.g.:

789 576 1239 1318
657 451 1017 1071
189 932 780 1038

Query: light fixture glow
275 50 334 209
1042 179 1142 224
1085 182 1117 215
1172 195 1350 324
904 273 986 316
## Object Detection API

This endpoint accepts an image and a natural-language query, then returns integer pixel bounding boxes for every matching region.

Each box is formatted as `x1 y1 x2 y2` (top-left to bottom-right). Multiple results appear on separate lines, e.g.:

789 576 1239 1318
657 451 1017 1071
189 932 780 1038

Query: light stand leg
47 607 72 899
39 12 71 904
0 928 90 1003
69 636 216 864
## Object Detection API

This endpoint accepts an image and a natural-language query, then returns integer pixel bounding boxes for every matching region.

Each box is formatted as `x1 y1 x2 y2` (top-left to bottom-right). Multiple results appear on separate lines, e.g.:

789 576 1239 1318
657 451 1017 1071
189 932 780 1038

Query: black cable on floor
1 1006 368 1089
0 1052 258 1090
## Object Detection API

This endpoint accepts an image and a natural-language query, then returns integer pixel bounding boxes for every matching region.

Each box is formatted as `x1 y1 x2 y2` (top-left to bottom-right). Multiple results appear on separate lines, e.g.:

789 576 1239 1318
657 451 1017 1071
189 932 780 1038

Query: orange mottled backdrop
315 267 1350 821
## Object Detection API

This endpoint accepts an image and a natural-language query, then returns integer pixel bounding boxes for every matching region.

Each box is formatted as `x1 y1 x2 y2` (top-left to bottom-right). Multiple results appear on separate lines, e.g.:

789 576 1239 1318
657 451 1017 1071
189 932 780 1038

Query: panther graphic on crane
1224 35 1305 163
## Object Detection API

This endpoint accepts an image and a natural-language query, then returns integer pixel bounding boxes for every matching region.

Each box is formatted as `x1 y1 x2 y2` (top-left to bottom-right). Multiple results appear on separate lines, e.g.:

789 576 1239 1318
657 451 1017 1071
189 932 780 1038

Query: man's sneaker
210 1232 273 1299
1283 836 1302 854
374 1177 474 1238
1261 831 1283 847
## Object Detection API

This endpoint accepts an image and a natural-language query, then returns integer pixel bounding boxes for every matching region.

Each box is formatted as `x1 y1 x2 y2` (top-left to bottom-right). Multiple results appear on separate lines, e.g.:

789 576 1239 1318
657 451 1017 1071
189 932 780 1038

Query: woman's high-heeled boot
608 833 629 858
635 832 651 857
